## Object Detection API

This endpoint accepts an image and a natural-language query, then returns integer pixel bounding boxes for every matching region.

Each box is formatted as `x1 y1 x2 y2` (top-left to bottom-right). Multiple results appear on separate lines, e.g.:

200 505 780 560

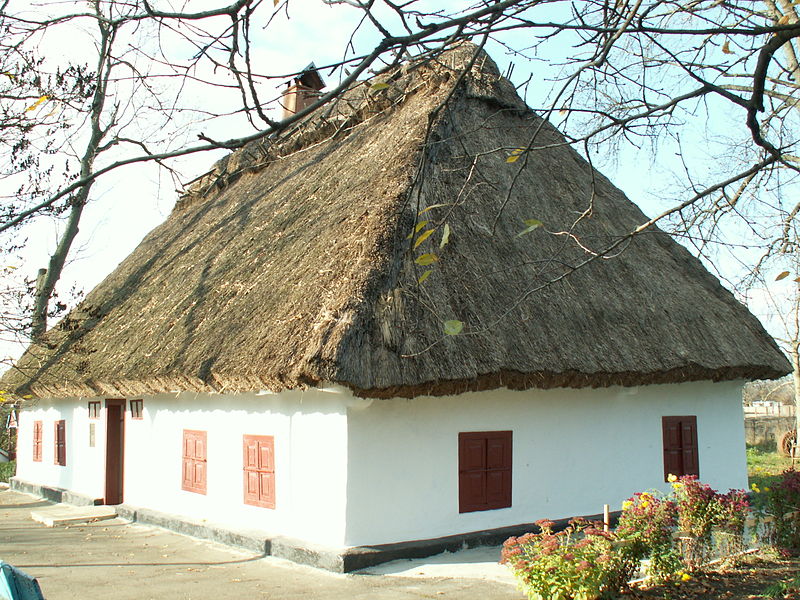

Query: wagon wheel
779 429 797 458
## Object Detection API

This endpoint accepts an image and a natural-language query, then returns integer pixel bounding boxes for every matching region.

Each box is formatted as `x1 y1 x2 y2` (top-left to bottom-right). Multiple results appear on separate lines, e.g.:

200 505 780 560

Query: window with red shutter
458 431 512 513
243 435 275 509
54 420 66 466
32 421 42 462
662 416 699 481
182 430 207 494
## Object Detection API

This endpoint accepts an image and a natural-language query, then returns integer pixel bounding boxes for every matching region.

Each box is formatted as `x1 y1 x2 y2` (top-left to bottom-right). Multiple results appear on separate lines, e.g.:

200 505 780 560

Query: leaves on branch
415 253 438 266
776 271 791 281
413 228 434 248
506 148 525 163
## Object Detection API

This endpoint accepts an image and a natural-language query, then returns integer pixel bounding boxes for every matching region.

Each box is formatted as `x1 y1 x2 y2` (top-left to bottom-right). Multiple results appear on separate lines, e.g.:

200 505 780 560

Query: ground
0 488 520 600
1 448 798 599
628 554 800 600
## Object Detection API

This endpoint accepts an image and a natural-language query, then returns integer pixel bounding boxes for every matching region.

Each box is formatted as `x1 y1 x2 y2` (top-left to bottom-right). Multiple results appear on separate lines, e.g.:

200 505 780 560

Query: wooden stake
603 504 610 532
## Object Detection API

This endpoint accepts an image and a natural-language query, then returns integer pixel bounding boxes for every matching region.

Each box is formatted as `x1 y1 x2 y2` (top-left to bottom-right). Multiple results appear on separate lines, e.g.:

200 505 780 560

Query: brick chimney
281 63 325 119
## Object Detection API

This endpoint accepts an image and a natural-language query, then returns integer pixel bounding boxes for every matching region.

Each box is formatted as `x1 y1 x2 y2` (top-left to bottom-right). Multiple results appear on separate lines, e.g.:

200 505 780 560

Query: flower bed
502 470 800 600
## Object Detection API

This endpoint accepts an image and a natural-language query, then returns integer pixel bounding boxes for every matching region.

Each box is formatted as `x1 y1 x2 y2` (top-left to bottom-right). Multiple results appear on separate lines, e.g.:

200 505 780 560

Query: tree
3 0 800 371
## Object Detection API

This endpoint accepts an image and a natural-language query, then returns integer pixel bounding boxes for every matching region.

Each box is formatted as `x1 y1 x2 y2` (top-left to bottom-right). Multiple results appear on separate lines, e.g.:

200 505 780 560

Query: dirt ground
628 553 800 600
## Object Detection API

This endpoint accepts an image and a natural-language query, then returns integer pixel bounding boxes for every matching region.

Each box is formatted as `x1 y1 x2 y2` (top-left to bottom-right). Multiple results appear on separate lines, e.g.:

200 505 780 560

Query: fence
744 402 796 417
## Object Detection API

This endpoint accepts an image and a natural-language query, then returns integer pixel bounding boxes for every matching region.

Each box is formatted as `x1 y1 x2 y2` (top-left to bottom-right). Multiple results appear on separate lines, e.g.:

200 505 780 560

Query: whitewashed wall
17 390 351 547
16 400 106 498
124 389 350 546
343 380 748 546
15 380 748 550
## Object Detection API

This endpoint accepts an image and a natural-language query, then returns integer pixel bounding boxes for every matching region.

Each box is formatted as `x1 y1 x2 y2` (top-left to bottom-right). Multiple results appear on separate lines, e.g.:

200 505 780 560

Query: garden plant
502 475 758 600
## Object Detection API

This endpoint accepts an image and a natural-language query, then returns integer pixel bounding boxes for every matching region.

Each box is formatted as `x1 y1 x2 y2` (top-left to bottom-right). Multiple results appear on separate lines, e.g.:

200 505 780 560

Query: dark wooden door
105 400 125 505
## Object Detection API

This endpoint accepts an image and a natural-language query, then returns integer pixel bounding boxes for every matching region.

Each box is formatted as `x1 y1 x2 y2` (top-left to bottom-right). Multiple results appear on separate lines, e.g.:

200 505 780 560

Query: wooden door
105 399 125 505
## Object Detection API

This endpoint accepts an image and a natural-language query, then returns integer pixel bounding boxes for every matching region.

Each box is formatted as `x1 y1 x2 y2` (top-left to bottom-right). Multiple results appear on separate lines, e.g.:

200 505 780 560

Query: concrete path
0 490 522 599
30 504 117 528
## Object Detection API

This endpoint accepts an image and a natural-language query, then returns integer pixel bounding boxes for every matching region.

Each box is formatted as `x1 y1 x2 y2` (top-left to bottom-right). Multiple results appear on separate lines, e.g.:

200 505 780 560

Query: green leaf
418 269 433 284
440 223 451 248
517 218 544 237
506 148 525 163
370 82 390 90
415 253 438 266
776 271 791 281
443 320 463 335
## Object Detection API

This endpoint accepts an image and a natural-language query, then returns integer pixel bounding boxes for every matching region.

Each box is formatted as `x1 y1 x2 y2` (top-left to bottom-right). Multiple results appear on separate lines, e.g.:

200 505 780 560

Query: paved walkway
0 490 521 599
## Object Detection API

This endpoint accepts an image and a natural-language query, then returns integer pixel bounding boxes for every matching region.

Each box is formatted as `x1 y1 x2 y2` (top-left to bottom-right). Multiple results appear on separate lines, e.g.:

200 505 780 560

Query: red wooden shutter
32 421 42 462
681 417 699 477
182 430 207 494
243 435 275 508
54 420 66 466
662 416 699 480
458 431 512 513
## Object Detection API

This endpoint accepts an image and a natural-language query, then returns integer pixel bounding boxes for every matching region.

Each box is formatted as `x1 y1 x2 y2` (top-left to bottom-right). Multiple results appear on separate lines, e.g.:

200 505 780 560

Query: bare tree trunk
30 4 113 339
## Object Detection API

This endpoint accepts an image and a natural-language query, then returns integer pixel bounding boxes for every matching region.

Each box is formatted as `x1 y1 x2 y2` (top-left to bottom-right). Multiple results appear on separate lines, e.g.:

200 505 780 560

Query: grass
747 446 795 490
0 460 15 483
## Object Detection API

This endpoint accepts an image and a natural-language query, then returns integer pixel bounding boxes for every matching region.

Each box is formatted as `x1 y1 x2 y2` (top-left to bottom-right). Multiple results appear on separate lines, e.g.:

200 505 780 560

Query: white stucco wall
15 379 748 549
343 380 749 546
16 390 351 546
123 389 350 546
16 400 106 498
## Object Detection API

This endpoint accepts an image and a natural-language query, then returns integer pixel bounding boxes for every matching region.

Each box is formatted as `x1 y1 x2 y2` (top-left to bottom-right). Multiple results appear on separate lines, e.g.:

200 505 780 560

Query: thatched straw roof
3 44 790 399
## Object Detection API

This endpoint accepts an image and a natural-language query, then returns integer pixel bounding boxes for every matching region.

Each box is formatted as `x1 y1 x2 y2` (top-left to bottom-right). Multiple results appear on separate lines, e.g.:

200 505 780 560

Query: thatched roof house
2 44 788 400
5 43 789 571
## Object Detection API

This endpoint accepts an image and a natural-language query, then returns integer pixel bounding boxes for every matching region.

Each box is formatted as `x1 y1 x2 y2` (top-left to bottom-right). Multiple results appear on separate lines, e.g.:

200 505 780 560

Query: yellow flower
764 487 771 492
622 500 634 510
751 483 761 493
641 501 650 508
681 573 691 582
667 474 678 483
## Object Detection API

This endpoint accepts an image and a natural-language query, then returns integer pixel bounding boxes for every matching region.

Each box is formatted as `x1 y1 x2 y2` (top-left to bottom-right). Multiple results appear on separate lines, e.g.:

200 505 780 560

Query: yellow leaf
415 253 438 266
776 270 791 281
722 40 733 54
506 148 525 163
25 95 48 112
418 203 452 215
558 107 568 115
778 14 791 24
440 223 451 249
418 269 432 284
273 0 280 5
370 82 390 91
414 228 434 249
406 220 429 239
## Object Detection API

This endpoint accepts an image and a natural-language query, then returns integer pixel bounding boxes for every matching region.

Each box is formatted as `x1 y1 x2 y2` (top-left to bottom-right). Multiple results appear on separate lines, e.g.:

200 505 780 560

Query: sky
1 0 794 366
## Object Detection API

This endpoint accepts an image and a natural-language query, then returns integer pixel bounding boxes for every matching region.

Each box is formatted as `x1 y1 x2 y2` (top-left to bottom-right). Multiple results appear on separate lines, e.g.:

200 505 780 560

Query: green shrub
759 469 800 554
0 460 16 483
